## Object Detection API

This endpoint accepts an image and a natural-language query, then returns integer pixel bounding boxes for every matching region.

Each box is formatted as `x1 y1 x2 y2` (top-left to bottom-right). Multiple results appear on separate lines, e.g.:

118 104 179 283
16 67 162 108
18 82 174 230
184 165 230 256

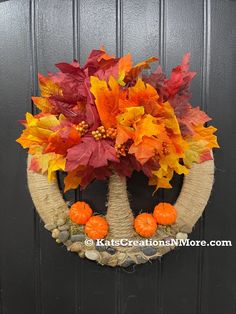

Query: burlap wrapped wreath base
27 154 214 267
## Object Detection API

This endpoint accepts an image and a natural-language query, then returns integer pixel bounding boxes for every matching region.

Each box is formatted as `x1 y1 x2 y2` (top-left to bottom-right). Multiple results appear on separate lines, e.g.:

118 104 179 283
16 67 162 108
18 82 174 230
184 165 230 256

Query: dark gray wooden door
1 0 236 313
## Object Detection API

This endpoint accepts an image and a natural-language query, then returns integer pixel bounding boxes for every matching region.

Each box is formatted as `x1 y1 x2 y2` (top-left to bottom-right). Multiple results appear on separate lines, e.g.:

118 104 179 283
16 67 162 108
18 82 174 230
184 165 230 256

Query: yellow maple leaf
193 125 219 149
47 156 66 181
38 74 63 98
117 106 144 128
16 113 60 151
183 139 208 167
37 114 60 129
151 156 188 192
150 167 174 190
159 101 181 135
182 124 218 167
29 150 65 181
134 114 165 145
116 106 145 145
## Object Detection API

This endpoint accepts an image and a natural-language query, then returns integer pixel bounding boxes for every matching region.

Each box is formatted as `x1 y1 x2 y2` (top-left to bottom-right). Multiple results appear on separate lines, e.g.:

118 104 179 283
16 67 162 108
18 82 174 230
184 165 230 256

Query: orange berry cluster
106 127 117 139
92 126 117 141
76 121 89 136
162 142 169 155
115 143 127 157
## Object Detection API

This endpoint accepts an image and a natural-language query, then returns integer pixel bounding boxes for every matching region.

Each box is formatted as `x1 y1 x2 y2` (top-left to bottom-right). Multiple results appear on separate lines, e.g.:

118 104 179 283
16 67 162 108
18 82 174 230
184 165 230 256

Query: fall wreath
17 48 219 267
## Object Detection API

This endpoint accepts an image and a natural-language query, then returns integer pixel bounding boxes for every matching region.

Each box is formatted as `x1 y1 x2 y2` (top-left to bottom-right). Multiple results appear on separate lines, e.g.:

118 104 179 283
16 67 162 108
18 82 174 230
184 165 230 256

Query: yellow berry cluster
92 126 107 141
115 144 127 157
92 126 117 141
76 121 89 136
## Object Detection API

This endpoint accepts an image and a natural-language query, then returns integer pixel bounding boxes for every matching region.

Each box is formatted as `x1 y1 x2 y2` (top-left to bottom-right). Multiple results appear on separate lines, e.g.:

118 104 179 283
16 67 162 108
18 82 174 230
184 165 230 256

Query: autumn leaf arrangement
17 48 219 260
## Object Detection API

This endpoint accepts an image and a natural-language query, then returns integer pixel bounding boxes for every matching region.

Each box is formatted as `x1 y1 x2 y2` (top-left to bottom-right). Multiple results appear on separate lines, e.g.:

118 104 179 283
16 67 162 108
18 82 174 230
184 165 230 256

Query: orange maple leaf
125 57 158 81
90 76 120 128
32 96 52 113
120 78 159 113
64 170 83 192
129 136 162 165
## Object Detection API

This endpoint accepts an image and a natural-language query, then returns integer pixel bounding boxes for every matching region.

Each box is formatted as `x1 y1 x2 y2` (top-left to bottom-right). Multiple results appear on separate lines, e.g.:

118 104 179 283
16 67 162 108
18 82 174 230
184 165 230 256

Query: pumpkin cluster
17 48 219 191
69 201 177 239
134 203 177 238
69 201 109 240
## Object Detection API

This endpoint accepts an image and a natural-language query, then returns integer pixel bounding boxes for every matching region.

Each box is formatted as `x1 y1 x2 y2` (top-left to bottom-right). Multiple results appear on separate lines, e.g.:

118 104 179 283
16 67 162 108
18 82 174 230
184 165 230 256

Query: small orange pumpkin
85 216 109 240
153 203 177 225
69 201 93 225
134 213 157 238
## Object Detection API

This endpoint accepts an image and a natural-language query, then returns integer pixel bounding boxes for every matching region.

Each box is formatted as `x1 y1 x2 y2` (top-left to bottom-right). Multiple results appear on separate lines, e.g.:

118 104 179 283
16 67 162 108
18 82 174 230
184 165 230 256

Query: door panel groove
116 0 123 58
159 0 166 71
73 0 80 61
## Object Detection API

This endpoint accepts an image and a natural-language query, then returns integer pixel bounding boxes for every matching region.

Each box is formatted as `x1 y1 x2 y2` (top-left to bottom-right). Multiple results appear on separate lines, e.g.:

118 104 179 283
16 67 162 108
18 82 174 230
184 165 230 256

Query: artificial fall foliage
17 48 219 192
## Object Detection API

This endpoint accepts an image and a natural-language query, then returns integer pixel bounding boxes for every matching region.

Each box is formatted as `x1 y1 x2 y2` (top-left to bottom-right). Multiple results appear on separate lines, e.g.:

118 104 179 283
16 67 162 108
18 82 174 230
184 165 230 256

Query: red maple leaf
112 155 142 177
163 53 196 99
66 136 119 171
72 164 112 188
55 60 84 77
142 65 166 101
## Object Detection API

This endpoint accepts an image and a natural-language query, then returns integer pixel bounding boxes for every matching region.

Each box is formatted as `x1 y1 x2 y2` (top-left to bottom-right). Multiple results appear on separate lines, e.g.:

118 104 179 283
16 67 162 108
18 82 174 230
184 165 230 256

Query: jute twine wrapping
27 154 214 266
106 172 134 239
175 158 215 233
27 157 69 224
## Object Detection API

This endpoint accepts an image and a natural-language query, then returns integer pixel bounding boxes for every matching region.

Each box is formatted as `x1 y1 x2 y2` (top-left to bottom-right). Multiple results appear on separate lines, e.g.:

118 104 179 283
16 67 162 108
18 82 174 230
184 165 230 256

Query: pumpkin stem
106 172 135 239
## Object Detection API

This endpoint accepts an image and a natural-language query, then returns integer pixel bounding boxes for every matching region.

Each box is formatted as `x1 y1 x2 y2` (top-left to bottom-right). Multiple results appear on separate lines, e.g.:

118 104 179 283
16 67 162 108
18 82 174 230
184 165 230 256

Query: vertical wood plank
0 1 36 313
196 1 211 313
72 2 83 314
78 1 118 313
30 1 43 313
35 1 78 313
201 1 236 313
120 1 161 314
79 0 117 64
160 1 205 313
